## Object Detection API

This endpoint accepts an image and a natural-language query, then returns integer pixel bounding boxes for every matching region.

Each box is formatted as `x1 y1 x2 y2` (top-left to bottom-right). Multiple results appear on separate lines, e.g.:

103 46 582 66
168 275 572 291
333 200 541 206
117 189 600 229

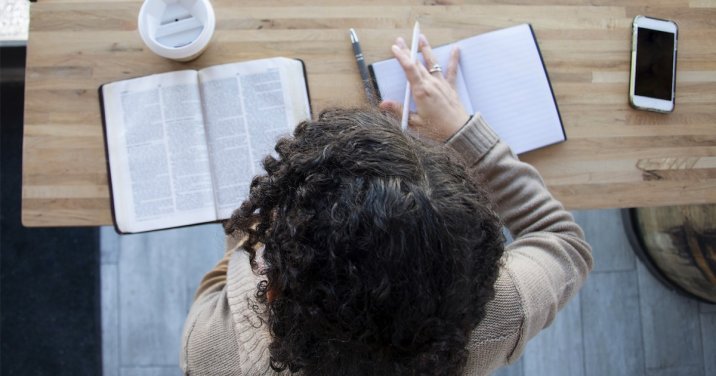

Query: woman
181 34 592 376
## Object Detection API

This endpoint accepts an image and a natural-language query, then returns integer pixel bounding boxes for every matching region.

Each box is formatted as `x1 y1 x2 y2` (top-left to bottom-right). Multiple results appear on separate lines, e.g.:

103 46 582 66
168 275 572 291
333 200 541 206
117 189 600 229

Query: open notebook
369 24 565 154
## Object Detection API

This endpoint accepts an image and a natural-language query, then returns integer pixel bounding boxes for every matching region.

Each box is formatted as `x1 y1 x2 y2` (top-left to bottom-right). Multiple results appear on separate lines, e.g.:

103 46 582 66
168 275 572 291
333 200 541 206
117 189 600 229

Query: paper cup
138 0 216 62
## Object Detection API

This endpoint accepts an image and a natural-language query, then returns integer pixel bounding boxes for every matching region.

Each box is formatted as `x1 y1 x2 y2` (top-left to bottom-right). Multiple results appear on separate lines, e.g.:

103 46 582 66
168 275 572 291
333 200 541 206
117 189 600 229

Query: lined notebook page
370 24 564 154
456 24 564 154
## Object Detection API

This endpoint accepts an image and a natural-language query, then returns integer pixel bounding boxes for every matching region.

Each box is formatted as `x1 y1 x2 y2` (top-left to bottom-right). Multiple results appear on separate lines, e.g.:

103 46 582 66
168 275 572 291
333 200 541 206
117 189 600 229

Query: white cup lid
138 0 215 60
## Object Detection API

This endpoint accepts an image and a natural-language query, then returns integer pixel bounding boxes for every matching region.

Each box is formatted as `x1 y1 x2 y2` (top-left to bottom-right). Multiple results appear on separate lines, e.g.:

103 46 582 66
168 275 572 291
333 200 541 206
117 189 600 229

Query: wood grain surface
22 0 716 226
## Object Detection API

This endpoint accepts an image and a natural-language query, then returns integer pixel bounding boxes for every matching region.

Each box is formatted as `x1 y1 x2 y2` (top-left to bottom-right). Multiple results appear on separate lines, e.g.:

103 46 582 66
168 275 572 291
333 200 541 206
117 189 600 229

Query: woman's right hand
379 34 470 142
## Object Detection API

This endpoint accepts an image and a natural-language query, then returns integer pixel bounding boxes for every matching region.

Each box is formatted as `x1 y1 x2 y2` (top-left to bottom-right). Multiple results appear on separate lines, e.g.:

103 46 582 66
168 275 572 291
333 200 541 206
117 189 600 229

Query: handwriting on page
456 24 564 154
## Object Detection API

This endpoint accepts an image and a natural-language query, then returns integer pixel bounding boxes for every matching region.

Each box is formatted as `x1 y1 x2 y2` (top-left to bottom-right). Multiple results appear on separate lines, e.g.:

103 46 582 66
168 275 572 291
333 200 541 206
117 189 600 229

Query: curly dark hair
224 108 505 376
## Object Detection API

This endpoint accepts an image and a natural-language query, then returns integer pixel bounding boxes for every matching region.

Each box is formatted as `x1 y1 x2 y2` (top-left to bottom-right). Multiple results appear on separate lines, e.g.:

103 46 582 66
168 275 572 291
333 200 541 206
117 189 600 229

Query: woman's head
225 108 504 376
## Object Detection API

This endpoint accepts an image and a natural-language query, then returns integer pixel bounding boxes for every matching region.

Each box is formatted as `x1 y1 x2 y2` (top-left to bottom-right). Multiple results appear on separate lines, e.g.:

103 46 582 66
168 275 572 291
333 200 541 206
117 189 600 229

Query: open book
370 24 565 155
100 57 311 233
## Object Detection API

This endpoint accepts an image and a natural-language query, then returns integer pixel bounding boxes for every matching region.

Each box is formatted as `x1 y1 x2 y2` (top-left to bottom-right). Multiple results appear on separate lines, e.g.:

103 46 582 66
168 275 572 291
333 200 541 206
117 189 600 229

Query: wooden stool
623 205 716 304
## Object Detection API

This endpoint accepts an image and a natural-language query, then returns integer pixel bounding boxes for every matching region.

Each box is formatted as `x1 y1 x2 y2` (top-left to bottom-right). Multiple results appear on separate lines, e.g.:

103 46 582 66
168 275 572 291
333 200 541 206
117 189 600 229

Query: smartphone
629 16 678 113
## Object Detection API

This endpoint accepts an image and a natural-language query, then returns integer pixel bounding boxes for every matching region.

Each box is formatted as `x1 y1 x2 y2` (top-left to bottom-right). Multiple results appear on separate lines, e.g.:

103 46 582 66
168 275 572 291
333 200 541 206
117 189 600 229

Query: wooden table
22 0 716 227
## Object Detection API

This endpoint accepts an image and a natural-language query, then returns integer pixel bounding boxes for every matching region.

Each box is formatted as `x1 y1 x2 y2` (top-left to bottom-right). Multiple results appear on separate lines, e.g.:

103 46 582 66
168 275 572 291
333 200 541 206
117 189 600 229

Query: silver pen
349 28 377 106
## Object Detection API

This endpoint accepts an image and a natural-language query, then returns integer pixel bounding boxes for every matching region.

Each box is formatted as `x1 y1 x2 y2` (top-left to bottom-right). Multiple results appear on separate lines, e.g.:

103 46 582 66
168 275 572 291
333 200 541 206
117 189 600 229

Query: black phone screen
634 28 675 100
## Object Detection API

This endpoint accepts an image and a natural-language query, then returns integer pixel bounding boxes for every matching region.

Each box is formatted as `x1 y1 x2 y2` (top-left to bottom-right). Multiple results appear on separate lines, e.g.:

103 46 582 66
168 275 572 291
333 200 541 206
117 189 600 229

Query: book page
198 58 310 220
456 24 564 154
370 47 474 114
102 70 216 233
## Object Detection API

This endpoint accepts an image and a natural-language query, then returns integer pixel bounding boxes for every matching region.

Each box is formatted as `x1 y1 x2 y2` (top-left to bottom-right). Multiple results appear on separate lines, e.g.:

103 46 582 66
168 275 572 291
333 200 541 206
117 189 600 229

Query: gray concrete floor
101 209 716 376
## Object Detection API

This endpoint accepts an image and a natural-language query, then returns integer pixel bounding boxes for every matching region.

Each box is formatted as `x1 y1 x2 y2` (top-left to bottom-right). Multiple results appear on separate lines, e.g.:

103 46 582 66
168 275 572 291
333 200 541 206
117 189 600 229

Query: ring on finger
428 64 442 74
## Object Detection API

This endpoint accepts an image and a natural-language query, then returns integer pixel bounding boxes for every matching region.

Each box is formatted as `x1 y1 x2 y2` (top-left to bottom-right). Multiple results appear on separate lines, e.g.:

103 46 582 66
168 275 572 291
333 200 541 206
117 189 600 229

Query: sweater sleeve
181 235 270 375
447 114 593 364
193 233 245 301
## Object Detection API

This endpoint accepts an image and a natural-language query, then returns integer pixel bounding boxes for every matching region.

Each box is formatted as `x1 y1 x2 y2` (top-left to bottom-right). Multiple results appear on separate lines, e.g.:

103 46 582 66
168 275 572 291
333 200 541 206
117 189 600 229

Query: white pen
401 21 420 130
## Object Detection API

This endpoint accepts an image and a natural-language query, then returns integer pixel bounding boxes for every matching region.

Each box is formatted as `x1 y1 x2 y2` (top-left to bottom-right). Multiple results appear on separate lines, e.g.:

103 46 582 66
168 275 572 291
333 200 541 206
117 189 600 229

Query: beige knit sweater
180 114 593 375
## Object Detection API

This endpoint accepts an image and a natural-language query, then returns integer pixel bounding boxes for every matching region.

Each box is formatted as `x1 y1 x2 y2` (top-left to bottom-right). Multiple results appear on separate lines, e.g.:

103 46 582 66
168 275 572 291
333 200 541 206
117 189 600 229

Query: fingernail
419 34 428 46
396 37 406 48
391 44 400 53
